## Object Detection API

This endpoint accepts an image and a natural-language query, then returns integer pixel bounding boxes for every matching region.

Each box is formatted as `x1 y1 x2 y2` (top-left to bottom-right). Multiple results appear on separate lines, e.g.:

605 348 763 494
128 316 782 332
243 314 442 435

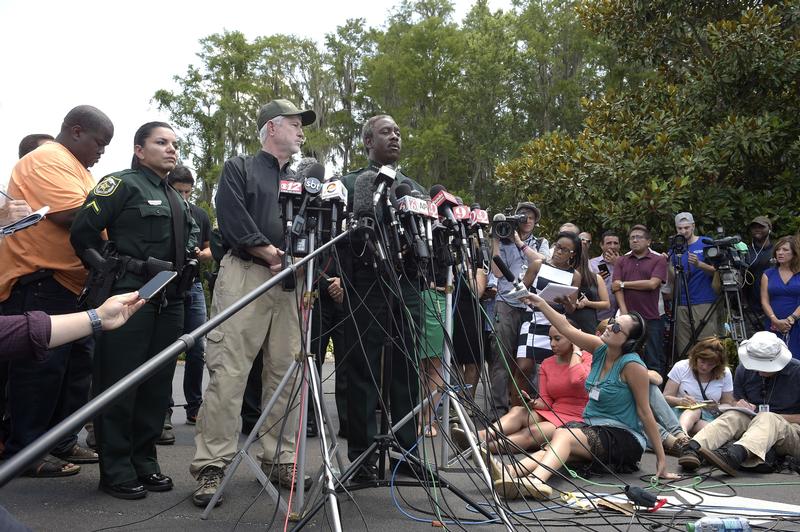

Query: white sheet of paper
537 283 578 303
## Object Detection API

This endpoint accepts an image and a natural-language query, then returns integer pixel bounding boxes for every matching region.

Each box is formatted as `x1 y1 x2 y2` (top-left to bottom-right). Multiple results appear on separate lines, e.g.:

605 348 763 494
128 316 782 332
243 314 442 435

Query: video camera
703 228 749 290
669 234 688 255
492 208 528 243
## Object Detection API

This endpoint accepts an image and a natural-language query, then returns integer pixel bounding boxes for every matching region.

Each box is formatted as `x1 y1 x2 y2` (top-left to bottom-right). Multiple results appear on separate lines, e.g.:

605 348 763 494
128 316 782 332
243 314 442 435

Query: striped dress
516 263 574 363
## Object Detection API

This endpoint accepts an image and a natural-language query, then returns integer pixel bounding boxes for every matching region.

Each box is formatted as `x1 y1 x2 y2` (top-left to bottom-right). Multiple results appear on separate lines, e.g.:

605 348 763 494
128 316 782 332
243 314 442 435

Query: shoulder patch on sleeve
94 176 121 197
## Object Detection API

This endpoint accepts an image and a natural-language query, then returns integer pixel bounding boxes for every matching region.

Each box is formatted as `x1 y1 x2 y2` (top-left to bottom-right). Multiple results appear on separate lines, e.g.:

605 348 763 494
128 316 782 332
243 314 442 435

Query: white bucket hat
738 331 793 373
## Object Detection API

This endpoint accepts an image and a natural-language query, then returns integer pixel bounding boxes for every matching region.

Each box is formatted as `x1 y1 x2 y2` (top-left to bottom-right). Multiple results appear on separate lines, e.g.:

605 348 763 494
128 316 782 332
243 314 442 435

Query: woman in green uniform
70 122 195 500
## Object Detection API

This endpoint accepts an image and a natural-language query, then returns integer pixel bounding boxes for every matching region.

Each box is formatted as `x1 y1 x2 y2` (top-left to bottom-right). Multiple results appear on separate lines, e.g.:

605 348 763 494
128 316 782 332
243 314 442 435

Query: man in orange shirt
0 105 113 477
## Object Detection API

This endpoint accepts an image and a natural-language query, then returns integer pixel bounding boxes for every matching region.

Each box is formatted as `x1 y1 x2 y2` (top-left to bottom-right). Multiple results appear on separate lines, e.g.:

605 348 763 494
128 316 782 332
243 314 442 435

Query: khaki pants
675 303 721 357
190 253 302 477
694 411 800 467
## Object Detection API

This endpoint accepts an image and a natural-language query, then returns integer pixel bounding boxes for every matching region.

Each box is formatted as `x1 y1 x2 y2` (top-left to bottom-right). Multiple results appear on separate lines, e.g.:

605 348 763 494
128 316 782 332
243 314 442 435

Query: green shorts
418 289 446 360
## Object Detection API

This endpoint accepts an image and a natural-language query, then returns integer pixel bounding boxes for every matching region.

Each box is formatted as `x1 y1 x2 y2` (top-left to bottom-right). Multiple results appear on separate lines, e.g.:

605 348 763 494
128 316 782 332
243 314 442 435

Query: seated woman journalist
487 292 678 500
452 320 591 454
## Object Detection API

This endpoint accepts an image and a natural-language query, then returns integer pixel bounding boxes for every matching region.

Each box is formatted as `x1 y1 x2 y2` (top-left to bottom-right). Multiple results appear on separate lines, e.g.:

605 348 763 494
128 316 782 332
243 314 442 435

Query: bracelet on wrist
86 308 103 334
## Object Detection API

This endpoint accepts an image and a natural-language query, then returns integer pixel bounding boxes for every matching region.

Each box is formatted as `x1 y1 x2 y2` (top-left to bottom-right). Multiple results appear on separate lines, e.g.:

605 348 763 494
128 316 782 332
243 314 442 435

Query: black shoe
678 440 703 471
100 480 147 500
700 443 745 477
350 463 378 483
138 473 174 492
742 448 778 474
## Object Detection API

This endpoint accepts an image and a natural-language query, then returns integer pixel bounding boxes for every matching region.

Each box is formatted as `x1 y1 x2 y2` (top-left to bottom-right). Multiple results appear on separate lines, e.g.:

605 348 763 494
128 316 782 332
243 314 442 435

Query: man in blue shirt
671 212 722 357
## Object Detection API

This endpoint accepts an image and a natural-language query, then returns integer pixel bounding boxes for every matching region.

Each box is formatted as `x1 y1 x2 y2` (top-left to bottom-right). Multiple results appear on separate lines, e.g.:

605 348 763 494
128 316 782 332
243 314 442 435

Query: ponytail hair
131 121 173 169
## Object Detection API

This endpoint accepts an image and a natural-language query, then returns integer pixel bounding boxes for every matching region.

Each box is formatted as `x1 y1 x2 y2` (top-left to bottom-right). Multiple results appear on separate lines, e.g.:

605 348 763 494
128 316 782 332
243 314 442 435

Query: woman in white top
663 337 734 435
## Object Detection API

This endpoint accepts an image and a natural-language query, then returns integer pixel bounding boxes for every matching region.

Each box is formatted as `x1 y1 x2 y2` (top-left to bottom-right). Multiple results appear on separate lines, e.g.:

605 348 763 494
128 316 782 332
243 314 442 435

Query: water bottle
686 516 751 532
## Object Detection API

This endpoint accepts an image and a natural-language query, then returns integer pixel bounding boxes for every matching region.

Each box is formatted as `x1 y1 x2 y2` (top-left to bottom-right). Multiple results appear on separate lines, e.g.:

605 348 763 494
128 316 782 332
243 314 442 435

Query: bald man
0 105 113 476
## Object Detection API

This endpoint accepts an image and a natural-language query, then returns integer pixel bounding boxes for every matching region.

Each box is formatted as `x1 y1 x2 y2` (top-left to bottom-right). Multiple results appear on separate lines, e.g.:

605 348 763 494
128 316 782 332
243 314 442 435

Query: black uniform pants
93 297 182 486
310 292 349 433
345 269 421 463
0 276 92 457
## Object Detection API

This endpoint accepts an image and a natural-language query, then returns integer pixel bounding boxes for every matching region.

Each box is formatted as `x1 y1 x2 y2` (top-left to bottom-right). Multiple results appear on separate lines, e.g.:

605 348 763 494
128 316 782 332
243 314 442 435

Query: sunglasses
606 318 625 335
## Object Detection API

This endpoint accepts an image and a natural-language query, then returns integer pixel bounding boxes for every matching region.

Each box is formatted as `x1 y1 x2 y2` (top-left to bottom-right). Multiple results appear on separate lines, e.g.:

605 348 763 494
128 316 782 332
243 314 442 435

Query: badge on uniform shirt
148 200 163 206
589 386 600 401
93 176 121 197
758 404 770 413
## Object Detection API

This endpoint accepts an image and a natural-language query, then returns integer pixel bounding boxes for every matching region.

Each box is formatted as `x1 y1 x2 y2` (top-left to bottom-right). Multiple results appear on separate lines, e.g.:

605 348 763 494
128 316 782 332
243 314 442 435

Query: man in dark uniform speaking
190 99 315 508
341 115 427 481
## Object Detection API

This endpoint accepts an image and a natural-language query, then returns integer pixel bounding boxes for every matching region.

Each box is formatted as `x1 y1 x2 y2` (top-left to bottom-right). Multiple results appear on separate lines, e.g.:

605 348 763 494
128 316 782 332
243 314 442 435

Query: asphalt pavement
3 362 800 531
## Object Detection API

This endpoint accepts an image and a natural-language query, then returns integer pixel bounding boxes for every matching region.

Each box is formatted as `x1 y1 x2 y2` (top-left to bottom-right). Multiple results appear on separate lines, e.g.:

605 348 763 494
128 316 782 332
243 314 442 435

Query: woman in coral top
453 321 591 453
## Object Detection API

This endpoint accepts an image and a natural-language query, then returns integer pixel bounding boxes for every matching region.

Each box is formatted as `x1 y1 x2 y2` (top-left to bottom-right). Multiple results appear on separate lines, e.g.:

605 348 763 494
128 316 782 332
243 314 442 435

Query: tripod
200 225 350 529
671 258 748 366
292 222 512 530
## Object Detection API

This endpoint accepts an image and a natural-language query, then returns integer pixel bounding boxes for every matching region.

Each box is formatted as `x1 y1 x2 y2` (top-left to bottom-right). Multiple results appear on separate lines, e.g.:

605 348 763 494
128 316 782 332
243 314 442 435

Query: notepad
1 206 50 236
537 283 578 303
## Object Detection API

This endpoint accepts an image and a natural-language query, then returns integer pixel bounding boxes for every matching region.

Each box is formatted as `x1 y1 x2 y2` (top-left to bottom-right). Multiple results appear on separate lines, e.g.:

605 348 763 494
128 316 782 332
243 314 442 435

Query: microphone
291 163 325 239
393 183 429 260
372 165 396 207
430 184 471 264
492 255 526 292
470 203 490 266
321 178 348 238
353 170 388 266
411 190 434 252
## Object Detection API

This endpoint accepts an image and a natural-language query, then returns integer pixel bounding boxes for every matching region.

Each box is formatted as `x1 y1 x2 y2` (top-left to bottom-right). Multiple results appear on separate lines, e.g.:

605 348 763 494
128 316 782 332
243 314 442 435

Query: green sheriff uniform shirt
340 160 426 214
70 166 198 294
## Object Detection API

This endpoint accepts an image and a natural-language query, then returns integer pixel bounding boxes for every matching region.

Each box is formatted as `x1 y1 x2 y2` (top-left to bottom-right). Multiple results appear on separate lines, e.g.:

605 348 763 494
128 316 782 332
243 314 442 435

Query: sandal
54 444 99 464
23 454 80 478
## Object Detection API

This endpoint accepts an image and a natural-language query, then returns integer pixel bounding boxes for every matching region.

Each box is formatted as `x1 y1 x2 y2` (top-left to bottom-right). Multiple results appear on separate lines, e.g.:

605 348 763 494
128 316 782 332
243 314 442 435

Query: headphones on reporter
621 311 647 354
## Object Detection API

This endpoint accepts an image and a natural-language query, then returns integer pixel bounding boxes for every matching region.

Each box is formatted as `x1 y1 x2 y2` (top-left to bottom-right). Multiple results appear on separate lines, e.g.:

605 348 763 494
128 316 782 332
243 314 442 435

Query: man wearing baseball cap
679 331 800 475
190 99 316 507
488 201 550 414
745 216 774 329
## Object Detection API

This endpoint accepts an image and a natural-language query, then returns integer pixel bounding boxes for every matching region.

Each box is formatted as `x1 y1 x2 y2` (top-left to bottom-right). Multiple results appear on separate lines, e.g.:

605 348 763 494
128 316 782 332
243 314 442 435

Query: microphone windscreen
295 157 319 179
410 190 424 199
394 183 412 199
492 213 506 222
429 184 446 197
455 196 464 205
471 203 481 210
492 255 516 283
353 170 378 217
306 163 326 180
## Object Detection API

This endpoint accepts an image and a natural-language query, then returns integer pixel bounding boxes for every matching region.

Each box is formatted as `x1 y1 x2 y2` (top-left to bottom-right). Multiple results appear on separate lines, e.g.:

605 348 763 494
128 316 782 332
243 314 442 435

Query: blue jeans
642 318 666 375
182 281 207 417
0 276 93 457
647 383 683 449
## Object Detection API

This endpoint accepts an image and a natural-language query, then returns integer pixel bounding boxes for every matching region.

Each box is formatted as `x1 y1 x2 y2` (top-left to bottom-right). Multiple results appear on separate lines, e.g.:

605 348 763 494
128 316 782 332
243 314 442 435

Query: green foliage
155 0 605 208
498 1 800 244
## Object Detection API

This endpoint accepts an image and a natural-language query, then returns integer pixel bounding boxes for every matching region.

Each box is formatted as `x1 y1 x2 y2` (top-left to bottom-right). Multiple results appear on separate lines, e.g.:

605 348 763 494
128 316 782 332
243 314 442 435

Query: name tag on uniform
589 386 600 401
148 200 163 206
758 404 770 413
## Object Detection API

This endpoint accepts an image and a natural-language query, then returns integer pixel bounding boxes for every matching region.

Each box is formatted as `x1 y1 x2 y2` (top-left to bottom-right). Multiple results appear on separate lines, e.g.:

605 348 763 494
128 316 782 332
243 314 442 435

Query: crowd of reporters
2 98 800 520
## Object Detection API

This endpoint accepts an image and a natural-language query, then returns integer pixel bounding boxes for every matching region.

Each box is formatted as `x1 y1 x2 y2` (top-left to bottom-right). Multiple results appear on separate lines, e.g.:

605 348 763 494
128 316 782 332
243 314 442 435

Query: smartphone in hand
138 271 178 300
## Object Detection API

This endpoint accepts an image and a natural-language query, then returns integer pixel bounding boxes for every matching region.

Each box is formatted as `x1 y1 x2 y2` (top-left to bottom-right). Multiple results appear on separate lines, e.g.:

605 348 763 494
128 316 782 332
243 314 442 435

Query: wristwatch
620 282 626 290
86 308 103 334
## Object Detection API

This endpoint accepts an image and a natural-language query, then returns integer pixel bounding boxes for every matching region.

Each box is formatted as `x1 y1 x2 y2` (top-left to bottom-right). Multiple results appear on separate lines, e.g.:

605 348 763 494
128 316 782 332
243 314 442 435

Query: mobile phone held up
138 271 178 301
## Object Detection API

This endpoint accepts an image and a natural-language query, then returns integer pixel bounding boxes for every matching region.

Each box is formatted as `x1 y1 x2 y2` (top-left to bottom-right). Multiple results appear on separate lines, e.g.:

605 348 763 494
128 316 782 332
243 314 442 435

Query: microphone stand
292 217 512 531
201 213 348 528
0 228 352 489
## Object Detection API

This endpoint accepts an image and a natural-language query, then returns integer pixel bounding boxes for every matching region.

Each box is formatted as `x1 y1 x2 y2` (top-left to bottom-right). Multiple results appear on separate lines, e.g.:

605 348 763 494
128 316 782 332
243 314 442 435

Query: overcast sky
0 0 510 190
